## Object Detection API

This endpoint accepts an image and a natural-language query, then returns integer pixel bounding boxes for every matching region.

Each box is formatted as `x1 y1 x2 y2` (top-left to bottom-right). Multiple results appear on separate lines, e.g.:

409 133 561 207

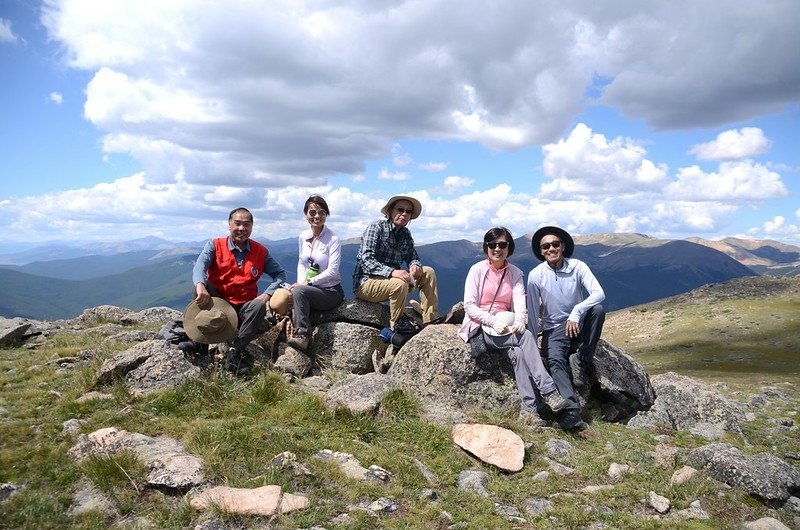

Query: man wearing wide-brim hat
353 195 439 328
191 207 288 375
526 226 606 432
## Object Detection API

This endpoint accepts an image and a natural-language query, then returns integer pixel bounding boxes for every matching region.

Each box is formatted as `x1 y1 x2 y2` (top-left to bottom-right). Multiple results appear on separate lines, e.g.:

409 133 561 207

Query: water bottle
304 262 320 282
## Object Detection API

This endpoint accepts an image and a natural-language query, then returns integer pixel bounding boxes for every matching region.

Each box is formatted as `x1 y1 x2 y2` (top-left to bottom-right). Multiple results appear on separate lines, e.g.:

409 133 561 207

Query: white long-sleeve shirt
526 257 605 333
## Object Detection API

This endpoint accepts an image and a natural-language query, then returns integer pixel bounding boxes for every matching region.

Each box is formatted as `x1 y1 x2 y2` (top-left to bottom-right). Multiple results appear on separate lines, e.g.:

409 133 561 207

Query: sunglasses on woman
307 209 327 218
486 241 509 250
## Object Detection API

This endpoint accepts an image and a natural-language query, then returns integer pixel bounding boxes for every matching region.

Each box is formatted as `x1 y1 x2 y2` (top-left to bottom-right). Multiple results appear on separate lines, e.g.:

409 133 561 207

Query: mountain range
1 233 798 320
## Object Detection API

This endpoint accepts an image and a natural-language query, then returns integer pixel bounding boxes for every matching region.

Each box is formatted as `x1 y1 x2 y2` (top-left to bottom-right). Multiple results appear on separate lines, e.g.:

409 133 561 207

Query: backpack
393 314 423 341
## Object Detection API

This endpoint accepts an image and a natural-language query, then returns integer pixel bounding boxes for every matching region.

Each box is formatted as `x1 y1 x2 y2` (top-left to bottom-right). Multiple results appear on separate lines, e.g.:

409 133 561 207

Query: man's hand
255 292 271 303
391 268 412 285
195 283 212 309
409 264 423 282
565 320 580 338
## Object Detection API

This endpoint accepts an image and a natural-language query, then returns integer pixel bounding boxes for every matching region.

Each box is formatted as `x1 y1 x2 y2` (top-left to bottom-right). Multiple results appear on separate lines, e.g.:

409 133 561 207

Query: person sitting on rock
285 194 345 352
459 227 569 427
353 195 439 328
192 207 288 376
527 226 605 432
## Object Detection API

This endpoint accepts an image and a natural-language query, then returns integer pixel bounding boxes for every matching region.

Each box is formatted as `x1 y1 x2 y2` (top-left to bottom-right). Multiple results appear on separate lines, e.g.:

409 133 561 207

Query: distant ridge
1 233 795 320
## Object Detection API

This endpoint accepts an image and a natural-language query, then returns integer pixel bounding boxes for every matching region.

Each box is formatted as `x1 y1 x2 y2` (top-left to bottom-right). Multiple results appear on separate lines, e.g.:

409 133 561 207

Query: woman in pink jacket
459 227 568 427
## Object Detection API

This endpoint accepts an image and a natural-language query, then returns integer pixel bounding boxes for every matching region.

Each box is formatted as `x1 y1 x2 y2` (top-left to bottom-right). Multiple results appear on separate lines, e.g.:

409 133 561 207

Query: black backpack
393 314 423 342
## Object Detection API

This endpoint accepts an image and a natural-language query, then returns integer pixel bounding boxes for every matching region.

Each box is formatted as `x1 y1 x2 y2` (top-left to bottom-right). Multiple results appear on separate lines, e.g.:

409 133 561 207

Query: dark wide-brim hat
531 226 575 261
381 195 422 220
183 297 238 344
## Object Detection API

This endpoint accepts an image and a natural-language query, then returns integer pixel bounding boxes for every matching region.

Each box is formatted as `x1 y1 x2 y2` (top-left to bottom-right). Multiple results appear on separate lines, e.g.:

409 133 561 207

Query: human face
540 234 564 269
305 203 327 230
390 200 414 228
228 211 253 248
485 238 509 269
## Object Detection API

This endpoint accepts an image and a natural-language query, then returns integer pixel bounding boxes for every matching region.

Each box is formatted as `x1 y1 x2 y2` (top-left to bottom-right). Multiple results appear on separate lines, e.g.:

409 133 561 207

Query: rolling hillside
0 234 767 320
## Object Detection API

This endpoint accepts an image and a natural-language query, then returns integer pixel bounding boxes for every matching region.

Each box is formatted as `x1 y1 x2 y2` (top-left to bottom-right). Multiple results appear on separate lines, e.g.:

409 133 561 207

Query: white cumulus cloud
688 127 771 160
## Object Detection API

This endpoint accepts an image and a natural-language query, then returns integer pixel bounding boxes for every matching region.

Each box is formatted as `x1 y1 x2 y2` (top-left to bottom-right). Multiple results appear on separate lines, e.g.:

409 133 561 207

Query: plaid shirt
353 218 422 290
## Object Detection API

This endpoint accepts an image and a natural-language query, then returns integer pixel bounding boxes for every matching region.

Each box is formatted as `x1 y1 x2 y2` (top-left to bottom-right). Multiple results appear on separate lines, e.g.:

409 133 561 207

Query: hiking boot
409 299 423 317
542 390 569 412
519 408 548 428
558 410 588 432
287 334 310 352
570 354 587 388
225 347 252 377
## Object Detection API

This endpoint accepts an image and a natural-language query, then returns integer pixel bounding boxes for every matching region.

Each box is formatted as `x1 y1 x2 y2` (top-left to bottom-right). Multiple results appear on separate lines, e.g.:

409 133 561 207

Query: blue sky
1 0 799 251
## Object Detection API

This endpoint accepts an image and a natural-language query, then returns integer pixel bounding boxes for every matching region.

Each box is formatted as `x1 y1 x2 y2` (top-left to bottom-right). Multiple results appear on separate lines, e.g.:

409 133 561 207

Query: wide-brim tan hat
268 287 293 316
183 297 238 344
381 195 422 220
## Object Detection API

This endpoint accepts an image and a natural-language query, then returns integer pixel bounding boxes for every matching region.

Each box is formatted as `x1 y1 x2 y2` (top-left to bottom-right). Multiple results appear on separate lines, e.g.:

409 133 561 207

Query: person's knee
387 278 409 297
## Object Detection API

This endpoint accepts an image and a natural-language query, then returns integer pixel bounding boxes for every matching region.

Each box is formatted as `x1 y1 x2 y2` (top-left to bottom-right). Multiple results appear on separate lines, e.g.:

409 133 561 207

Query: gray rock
325 372 396 414
68 427 205 490
687 443 800 502
274 345 313 377
0 483 23 503
544 457 574 475
312 298 390 328
739 517 792 530
523 497 552 517
413 457 439 486
72 305 134 325
648 491 671 514
69 478 116 516
367 497 397 513
419 488 438 500
301 376 331 394
104 330 154 343
96 340 201 395
671 500 710 520
456 470 489 497
312 449 390 483
544 438 572 462
120 307 182 325
591 339 657 421
627 372 745 434
62 418 86 436
311 321 384 374
389 324 520 412
0 319 32 347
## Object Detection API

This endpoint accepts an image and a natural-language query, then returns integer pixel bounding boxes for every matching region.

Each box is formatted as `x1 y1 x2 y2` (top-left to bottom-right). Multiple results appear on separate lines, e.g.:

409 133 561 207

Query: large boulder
96 340 201 395
68 427 205 491
389 324 520 413
627 372 745 434
686 443 800 502
587 339 657 421
0 318 32 347
311 322 384 374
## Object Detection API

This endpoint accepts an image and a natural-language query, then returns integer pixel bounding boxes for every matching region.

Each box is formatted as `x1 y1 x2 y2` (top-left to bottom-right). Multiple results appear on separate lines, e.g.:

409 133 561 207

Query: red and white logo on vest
250 266 259 277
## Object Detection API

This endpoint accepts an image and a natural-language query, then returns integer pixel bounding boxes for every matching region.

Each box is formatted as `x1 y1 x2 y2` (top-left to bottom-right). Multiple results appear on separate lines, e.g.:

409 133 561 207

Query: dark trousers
541 304 605 411
291 284 344 336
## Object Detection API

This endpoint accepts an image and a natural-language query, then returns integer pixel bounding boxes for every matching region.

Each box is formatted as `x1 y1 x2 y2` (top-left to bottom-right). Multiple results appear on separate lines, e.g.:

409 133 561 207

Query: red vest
207 238 268 304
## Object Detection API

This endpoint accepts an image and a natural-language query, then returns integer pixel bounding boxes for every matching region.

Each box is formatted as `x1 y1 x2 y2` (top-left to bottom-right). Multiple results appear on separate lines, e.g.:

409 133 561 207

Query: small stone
608 462 630 479
670 466 698 486
647 491 671 514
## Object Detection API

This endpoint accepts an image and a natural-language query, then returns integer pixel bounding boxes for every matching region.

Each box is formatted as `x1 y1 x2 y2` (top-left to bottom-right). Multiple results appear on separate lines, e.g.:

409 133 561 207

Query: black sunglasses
395 207 414 215
486 241 509 250
540 240 562 250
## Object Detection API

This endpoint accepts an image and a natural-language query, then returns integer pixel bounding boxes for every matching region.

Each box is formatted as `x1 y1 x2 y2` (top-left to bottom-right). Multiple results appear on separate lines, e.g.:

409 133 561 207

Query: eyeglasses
395 207 413 215
307 209 327 218
486 241 509 250
540 240 562 250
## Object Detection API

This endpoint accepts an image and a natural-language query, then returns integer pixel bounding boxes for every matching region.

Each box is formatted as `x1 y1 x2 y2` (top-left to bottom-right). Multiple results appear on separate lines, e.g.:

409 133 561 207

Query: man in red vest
192 207 288 375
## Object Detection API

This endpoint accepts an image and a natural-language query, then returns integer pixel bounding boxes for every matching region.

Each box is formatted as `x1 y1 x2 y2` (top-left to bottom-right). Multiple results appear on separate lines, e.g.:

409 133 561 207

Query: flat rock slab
68 427 205 490
190 485 308 516
452 423 524 472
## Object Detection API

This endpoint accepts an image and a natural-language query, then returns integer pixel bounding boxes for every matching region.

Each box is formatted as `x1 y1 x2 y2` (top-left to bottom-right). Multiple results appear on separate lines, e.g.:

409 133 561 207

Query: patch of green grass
3 289 800 529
